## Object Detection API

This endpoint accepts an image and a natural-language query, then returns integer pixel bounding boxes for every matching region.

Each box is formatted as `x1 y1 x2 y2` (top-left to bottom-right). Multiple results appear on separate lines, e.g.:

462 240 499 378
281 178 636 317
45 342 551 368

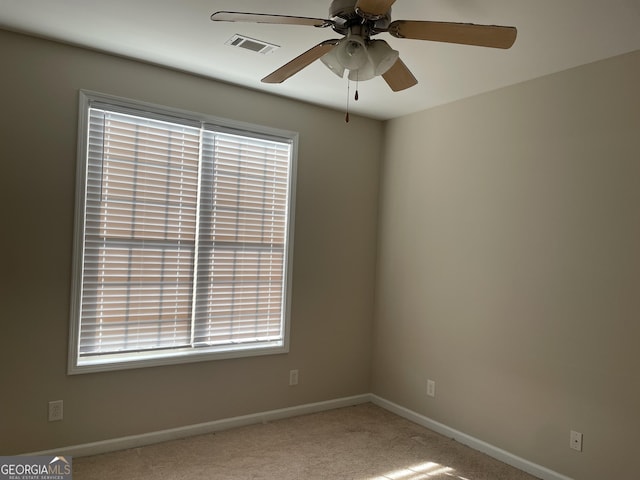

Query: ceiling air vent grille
226 34 280 54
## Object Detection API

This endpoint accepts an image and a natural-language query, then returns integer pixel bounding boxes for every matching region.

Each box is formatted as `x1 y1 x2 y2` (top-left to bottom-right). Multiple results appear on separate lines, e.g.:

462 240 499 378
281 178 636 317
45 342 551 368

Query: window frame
68 90 297 374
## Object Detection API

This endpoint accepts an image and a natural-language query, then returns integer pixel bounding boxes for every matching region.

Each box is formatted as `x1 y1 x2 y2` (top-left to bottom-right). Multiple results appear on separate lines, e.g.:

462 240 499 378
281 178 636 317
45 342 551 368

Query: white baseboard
27 392 571 480
370 394 572 480
27 394 370 457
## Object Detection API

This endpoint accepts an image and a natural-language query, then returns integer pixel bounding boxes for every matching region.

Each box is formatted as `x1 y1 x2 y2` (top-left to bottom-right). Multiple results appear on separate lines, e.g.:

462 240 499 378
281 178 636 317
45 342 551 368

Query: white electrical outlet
570 430 583 452
427 379 436 398
48 400 63 422
289 369 299 386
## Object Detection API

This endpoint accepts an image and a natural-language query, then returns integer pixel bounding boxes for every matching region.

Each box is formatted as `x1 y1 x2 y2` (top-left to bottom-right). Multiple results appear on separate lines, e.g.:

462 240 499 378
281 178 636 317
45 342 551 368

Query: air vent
226 34 280 55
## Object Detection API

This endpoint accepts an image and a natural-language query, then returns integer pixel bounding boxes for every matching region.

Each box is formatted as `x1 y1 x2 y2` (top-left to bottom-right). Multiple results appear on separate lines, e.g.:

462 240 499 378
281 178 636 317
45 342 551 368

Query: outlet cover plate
427 379 436 398
48 400 63 422
570 430 583 451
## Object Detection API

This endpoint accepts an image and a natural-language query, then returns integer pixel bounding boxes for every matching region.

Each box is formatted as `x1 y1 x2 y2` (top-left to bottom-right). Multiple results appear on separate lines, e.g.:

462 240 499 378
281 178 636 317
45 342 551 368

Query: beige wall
373 49 640 479
0 29 381 454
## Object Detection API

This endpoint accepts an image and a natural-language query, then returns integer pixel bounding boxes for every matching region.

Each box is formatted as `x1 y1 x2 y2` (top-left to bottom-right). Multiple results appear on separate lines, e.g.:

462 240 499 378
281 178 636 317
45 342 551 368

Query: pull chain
345 73 362 123
345 79 350 123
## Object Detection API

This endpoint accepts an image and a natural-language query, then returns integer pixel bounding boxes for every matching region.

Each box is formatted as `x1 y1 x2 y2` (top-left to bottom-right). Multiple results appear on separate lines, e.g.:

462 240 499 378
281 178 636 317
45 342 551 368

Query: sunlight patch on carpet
370 460 468 479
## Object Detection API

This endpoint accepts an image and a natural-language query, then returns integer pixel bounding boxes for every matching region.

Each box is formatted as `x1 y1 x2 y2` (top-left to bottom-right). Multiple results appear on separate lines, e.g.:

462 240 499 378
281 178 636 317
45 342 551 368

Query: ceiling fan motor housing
329 0 392 36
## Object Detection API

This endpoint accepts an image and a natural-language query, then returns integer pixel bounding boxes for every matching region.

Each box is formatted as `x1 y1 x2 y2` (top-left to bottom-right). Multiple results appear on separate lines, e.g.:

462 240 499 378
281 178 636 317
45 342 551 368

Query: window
69 91 297 373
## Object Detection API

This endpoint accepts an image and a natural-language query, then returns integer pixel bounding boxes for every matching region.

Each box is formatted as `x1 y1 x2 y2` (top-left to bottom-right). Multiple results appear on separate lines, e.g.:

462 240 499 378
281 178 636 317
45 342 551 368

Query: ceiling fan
211 0 517 92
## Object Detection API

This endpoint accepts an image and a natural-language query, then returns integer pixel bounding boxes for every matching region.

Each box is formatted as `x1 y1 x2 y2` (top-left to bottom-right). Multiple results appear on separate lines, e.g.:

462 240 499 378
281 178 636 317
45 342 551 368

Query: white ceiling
2 0 640 120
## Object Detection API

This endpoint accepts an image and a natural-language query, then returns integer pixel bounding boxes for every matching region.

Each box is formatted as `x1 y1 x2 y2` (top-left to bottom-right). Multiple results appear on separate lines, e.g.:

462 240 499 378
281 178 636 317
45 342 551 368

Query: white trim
370 395 573 480
25 393 572 480
25 395 370 458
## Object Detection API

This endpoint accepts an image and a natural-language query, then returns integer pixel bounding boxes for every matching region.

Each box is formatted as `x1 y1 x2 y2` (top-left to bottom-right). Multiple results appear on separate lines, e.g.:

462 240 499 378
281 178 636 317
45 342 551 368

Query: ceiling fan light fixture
348 55 376 81
367 39 399 75
336 33 368 70
320 46 346 77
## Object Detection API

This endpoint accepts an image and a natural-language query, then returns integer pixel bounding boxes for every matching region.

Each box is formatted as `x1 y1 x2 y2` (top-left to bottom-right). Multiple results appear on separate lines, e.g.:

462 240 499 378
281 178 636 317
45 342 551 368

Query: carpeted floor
73 403 539 479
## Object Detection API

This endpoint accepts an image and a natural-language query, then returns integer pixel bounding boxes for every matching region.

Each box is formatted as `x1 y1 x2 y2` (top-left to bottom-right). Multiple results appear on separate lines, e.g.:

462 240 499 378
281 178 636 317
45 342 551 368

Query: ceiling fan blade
382 58 418 92
388 20 517 49
355 0 397 18
211 11 333 28
262 40 340 84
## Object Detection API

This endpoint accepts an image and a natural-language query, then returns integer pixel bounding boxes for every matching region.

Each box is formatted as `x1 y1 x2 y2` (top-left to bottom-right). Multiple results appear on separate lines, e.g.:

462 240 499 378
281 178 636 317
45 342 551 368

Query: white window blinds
70 92 295 373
